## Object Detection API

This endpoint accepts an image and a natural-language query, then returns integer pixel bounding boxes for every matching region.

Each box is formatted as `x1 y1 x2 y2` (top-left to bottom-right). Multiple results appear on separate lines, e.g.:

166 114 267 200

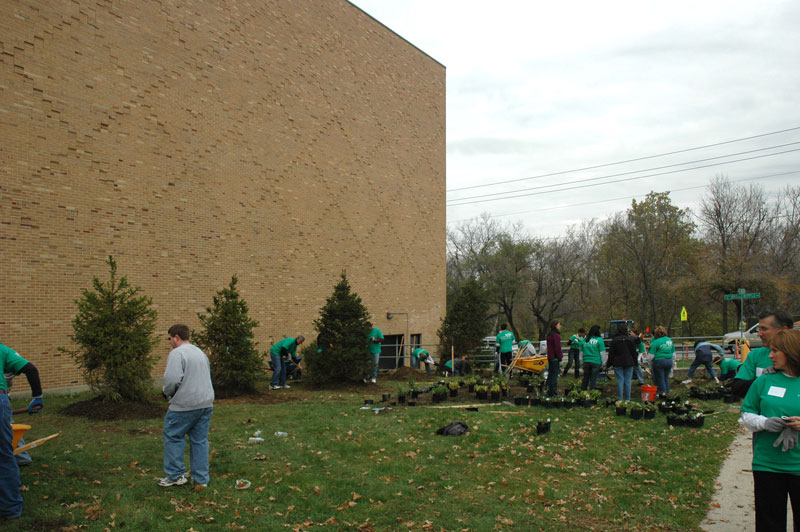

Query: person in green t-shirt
1 341 44 520
562 328 585 379
648 326 675 397
713 355 742 382
733 310 794 398
269 336 304 390
365 323 384 384
411 347 432 375
579 325 605 390
740 329 800 531
495 324 516 375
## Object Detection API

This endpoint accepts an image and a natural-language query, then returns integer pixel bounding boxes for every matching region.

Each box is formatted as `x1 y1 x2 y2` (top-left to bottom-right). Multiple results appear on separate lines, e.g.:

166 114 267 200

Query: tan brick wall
0 0 445 391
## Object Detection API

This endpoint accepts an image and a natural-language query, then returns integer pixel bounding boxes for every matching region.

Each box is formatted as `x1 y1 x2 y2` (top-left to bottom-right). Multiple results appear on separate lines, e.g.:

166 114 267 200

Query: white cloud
350 0 800 236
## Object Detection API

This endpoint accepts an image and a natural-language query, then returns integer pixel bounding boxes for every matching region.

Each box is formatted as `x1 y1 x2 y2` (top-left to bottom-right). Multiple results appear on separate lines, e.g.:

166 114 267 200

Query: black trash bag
436 421 469 436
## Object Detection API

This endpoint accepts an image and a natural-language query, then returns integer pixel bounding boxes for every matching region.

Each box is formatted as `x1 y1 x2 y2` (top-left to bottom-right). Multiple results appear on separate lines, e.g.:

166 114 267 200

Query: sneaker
158 475 188 487
281 384 291 389
681 379 692 385
370 378 376 384
269 385 281 390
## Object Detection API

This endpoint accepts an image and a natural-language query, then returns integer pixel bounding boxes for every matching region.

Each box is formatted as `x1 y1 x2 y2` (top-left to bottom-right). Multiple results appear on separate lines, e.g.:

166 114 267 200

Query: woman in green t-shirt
648 326 675 397
740 329 800 531
580 325 605 391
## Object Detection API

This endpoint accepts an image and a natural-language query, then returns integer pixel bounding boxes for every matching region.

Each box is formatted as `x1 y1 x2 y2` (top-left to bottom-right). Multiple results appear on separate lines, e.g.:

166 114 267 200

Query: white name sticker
756 368 765 377
768 386 786 398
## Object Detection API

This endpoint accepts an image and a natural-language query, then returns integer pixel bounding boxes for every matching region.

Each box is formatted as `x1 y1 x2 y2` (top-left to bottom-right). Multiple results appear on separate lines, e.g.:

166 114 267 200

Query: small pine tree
305 272 372 385
438 278 490 357
193 276 265 395
62 256 158 403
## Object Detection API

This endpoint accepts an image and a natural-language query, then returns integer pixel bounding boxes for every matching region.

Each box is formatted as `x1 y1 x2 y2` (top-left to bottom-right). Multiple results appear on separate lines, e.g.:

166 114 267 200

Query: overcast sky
349 0 800 238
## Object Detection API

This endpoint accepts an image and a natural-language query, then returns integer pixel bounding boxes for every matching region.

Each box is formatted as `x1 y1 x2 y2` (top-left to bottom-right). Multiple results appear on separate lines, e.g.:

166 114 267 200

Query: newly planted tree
193 276 265 395
62 256 158 402
306 272 372 385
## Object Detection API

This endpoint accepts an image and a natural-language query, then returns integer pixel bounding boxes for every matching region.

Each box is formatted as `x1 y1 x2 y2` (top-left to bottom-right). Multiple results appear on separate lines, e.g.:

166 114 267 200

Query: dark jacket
546 333 563 361
608 334 637 367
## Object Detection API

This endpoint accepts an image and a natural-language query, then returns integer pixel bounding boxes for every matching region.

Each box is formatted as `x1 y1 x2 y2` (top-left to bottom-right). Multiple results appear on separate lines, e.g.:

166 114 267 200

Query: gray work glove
764 417 787 432
762 366 777 375
773 426 799 452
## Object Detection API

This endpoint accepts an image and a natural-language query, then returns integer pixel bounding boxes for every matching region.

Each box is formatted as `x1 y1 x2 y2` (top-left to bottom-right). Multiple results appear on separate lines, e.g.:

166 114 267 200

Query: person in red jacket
546 320 563 396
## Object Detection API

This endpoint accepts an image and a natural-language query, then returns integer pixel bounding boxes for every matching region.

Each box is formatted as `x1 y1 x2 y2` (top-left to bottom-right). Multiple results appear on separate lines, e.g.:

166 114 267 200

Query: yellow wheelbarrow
511 354 549 375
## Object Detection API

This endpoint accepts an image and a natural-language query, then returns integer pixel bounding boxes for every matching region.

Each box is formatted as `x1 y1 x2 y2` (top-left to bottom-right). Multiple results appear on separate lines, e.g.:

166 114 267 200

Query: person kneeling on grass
739 329 800 532
714 355 742 382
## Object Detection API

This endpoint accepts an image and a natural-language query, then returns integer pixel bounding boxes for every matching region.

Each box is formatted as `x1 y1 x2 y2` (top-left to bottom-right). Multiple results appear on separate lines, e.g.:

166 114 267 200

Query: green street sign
724 292 761 300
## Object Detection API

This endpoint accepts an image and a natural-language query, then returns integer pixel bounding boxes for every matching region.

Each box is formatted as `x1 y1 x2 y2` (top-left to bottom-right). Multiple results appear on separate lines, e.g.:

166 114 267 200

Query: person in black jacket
608 323 638 401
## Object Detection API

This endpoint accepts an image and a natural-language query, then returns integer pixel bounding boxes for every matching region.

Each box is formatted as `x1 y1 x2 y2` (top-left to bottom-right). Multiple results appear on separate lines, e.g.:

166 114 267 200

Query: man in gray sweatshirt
159 324 215 488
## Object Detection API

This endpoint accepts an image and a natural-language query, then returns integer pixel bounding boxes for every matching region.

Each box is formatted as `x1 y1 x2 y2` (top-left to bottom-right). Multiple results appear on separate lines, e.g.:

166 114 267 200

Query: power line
446 170 800 225
447 125 800 193
447 141 800 204
447 148 800 207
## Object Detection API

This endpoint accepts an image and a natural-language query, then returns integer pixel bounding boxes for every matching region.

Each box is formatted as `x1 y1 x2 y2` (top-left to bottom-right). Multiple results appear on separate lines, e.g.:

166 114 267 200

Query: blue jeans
0 393 23 519
652 358 673 396
369 352 380 380
633 365 644 384
270 354 287 387
581 362 602 390
163 407 213 485
410 357 431 375
563 348 581 377
614 366 634 401
687 359 717 379
547 359 560 396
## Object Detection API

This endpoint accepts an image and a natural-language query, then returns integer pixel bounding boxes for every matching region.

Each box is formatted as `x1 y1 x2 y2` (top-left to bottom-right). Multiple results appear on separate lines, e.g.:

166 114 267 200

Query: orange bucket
11 424 30 449
641 385 657 402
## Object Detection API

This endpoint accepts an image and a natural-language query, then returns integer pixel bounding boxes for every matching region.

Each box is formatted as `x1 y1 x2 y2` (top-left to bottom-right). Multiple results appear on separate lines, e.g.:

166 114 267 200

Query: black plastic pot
398 395 406 404
536 421 552 435
615 407 627 416
476 391 487 400
629 409 643 420
449 389 458 397
407 401 416 406
382 393 390 402
723 395 737 404
514 397 524 406
490 391 500 401
364 399 373 405
468 384 475 393
644 410 656 420
526 384 535 393
411 391 420 399
689 417 705 428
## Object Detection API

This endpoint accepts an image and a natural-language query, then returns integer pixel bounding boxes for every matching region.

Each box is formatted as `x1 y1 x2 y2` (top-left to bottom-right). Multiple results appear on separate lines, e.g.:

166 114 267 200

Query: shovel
14 433 60 456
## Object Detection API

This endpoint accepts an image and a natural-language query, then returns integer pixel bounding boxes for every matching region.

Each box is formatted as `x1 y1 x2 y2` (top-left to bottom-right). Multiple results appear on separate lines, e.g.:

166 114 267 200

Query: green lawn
8 379 741 531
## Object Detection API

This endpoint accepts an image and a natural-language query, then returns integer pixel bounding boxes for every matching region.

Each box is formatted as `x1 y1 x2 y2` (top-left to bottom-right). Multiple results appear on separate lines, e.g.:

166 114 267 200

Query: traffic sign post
723 291 760 339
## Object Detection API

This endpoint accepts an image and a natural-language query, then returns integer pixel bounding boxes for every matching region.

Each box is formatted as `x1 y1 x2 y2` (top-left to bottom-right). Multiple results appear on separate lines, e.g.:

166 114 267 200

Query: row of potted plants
613 400 657 420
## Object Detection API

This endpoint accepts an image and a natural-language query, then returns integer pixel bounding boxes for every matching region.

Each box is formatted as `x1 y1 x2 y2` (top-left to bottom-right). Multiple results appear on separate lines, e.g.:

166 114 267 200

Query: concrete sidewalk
700 419 795 531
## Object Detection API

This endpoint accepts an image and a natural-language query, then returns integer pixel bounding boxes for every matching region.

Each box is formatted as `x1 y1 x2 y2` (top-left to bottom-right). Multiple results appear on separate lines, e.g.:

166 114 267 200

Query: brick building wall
0 0 445 391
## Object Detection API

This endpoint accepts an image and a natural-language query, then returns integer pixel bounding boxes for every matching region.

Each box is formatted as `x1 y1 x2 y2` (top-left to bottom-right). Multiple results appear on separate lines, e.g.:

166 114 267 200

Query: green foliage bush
305 272 372 385
193 276 265 395
61 256 158 402
437 278 490 357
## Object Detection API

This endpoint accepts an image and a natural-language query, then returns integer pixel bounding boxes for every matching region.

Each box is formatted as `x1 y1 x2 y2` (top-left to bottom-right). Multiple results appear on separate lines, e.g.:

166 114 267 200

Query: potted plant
615 401 627 416
643 402 657 420
519 373 531 387
587 390 601 407
396 385 406 405
431 385 447 403
448 380 459 397
408 379 419 399
466 375 478 393
514 394 525 406
490 384 501 401
475 384 488 400
536 418 552 435
629 402 644 420
688 410 705 428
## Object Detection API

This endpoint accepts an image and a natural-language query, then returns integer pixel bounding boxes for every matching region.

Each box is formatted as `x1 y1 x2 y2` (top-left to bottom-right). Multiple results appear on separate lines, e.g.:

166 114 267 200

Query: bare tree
697 175 769 330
